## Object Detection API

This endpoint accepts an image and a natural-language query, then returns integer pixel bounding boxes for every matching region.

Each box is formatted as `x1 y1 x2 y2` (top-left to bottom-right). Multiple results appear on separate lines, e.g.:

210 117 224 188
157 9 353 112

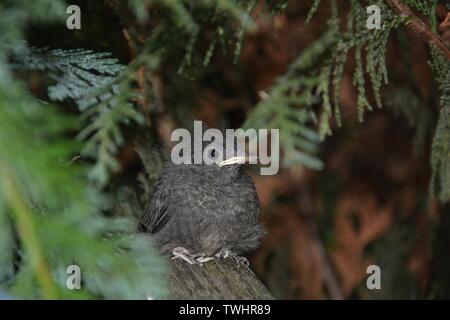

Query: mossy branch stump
167 258 274 299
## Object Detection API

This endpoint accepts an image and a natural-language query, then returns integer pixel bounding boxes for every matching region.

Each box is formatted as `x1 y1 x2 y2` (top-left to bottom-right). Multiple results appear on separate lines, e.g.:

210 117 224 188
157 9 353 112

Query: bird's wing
138 178 170 233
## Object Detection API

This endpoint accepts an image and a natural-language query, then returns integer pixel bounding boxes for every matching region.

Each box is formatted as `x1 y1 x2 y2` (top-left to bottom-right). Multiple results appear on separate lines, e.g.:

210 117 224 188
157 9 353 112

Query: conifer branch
386 0 450 60
0 165 58 299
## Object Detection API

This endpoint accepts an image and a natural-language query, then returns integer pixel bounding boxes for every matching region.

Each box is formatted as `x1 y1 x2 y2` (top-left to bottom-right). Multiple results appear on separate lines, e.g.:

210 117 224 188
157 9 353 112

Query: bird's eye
209 149 216 158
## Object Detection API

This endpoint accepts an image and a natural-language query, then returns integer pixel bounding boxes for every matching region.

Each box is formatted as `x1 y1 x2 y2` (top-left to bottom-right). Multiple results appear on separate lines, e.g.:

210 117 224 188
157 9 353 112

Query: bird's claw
171 247 197 264
215 249 249 268
171 247 214 266
195 256 215 264
171 247 249 268
233 255 249 268
215 249 232 259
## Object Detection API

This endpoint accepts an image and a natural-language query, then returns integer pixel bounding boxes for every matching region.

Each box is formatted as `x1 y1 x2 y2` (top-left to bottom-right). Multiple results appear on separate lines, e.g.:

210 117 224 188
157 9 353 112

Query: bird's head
191 133 254 183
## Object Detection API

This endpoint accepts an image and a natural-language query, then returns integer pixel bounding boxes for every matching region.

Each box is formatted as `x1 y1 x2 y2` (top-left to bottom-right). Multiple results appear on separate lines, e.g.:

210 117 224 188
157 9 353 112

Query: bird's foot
233 255 250 268
171 247 196 264
195 255 215 264
215 249 249 268
171 247 214 266
215 249 233 259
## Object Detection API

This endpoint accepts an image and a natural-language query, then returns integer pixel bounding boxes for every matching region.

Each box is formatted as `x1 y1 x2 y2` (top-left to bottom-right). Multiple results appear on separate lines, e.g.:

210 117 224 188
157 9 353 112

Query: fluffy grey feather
138 133 265 257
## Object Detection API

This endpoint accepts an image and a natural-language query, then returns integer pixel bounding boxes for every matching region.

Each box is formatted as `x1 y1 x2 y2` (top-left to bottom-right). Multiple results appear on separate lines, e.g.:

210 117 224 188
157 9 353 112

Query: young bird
138 134 265 266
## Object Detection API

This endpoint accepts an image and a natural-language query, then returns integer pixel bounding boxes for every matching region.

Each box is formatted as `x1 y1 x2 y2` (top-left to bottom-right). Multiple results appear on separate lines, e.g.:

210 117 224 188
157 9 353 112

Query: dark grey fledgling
138 134 265 265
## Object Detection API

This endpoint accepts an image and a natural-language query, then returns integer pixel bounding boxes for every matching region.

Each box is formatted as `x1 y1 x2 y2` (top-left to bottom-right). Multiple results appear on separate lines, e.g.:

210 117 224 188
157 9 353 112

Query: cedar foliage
0 0 449 299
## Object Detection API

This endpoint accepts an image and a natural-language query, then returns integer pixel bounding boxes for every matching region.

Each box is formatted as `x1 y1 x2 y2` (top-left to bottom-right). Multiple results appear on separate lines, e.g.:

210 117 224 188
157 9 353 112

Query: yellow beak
218 156 257 167
218 156 246 167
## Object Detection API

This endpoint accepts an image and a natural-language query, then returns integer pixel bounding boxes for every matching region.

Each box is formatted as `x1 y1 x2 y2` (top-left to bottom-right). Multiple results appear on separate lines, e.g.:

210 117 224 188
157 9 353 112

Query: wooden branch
386 0 450 60
167 259 274 299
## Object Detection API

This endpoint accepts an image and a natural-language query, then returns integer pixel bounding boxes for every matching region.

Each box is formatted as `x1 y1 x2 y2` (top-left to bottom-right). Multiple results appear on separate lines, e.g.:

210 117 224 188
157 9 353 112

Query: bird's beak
218 156 257 167
218 156 246 167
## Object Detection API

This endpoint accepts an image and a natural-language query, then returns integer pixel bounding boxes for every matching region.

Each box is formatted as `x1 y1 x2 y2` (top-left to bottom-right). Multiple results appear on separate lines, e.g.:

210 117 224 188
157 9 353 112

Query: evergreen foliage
0 0 449 300
0 0 166 299
245 0 449 201
245 0 404 166
430 48 450 202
